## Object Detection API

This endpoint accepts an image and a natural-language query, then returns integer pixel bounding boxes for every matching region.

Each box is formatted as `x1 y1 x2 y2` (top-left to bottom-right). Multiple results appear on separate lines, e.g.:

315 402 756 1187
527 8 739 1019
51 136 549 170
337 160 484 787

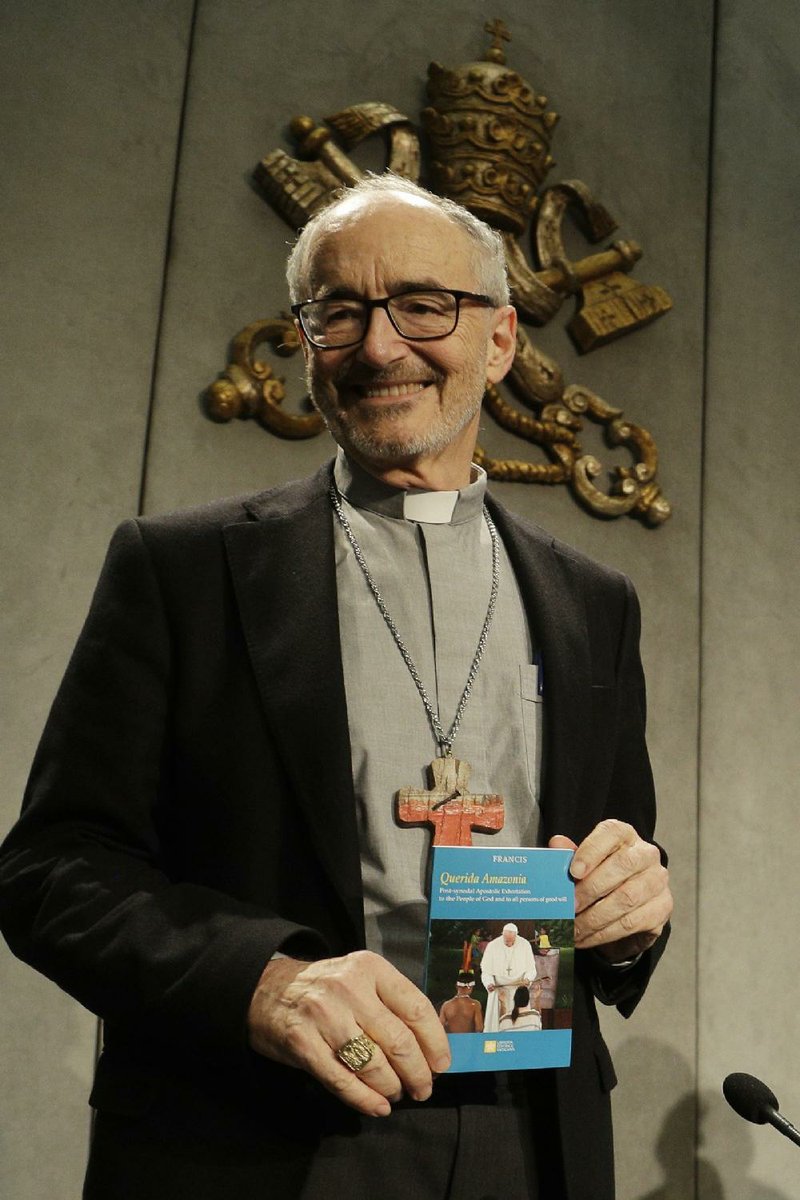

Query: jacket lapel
487 499 592 842
223 463 365 946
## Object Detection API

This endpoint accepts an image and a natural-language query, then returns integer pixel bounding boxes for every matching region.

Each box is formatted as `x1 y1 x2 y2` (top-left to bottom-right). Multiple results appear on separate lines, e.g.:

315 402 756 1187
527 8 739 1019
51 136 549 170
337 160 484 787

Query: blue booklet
424 845 575 1072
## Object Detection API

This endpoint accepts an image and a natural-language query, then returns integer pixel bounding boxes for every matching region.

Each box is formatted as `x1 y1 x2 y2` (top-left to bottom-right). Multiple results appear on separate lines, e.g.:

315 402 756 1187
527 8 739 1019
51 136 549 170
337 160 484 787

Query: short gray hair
285 173 510 306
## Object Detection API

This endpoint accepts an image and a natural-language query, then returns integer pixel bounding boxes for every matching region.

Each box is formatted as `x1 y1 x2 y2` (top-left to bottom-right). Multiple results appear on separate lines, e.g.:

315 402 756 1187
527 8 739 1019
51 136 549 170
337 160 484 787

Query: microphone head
723 1072 779 1124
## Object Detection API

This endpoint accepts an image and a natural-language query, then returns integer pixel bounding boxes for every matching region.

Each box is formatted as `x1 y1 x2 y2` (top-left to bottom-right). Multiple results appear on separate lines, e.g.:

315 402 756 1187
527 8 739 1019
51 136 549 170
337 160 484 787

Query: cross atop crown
484 18 511 64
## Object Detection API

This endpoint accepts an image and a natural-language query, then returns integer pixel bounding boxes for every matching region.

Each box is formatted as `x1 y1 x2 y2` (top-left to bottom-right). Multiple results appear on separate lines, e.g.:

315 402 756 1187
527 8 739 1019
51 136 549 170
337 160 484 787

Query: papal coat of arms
207 20 672 525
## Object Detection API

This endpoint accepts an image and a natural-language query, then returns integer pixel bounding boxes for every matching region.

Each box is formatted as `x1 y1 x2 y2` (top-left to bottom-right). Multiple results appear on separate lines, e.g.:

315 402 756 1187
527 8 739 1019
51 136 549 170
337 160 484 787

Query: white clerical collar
402 490 459 523
333 450 487 525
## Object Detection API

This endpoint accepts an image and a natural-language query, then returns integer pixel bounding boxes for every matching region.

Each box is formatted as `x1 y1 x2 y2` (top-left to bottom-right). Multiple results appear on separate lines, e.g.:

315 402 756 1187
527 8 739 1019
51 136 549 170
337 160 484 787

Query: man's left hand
549 820 672 963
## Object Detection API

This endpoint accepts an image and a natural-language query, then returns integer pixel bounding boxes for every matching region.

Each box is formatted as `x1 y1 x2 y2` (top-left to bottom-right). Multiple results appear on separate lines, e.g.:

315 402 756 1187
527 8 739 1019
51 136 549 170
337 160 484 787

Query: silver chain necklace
330 482 500 757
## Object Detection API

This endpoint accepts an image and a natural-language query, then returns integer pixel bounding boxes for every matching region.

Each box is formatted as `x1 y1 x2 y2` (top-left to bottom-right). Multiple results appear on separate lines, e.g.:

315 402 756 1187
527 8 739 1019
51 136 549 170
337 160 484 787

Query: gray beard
309 373 483 465
325 397 480 462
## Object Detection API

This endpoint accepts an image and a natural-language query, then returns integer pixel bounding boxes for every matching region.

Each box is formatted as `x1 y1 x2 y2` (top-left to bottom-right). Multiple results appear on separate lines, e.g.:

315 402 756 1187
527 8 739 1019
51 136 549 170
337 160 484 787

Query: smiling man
287 179 514 485
0 175 671 1200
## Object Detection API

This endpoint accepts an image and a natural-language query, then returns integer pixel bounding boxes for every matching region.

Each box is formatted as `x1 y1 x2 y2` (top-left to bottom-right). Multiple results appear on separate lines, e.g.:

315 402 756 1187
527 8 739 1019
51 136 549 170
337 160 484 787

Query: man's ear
485 305 518 385
295 319 312 368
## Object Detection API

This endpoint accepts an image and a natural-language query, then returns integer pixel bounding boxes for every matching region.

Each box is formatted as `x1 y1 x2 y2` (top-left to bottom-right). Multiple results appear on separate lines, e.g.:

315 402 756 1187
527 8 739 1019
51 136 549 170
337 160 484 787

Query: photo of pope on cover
427 919 573 1033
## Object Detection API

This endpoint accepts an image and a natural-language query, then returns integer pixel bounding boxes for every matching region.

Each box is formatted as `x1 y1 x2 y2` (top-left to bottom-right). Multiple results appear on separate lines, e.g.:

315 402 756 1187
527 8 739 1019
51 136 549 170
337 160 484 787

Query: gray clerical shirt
333 451 543 986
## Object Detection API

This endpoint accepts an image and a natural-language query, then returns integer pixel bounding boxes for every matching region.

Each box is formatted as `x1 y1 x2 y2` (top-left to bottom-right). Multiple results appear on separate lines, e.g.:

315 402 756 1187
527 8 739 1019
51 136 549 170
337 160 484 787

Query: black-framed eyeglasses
290 288 495 349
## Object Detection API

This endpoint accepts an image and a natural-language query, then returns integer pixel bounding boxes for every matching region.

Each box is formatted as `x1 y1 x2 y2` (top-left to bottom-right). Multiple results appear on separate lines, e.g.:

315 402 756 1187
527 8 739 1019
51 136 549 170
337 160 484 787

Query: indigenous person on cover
439 972 484 1034
0 175 673 1200
499 984 543 1033
481 922 537 1030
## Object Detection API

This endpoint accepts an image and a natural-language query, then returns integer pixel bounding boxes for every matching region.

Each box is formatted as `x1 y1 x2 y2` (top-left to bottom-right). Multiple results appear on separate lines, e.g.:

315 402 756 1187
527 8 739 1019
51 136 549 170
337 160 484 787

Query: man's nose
356 303 407 365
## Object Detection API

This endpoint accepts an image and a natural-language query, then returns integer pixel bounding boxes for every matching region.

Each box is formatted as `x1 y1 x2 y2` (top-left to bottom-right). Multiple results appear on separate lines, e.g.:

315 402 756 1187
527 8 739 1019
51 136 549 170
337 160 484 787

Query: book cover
424 845 574 1073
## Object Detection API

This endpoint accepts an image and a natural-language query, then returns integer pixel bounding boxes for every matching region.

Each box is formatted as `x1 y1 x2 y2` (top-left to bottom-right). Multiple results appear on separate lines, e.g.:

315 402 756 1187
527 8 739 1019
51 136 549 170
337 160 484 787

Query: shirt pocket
519 662 544 800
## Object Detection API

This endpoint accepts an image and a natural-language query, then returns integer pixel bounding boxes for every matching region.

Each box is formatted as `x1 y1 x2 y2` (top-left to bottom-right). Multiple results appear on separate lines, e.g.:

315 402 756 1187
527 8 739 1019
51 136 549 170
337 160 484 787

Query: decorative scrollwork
562 385 670 524
206 19 674 525
207 319 323 439
469 349 671 525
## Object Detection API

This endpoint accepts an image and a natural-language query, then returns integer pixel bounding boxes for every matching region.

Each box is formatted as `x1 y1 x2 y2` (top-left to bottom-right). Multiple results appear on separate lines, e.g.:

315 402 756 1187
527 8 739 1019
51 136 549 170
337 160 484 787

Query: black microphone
723 1073 800 1148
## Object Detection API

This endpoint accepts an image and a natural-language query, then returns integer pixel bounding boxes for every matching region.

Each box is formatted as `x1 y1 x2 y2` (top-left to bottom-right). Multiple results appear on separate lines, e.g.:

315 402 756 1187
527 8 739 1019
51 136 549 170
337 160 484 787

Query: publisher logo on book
484 1040 515 1054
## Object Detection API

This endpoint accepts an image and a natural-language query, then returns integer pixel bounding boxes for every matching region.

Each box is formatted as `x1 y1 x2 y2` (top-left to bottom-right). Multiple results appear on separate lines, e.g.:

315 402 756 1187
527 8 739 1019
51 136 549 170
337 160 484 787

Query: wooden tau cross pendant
396 758 504 847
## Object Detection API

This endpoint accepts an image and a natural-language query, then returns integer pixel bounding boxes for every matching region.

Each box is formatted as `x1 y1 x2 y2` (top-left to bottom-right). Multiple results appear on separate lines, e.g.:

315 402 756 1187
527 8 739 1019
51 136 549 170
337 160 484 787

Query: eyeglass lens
302 290 459 346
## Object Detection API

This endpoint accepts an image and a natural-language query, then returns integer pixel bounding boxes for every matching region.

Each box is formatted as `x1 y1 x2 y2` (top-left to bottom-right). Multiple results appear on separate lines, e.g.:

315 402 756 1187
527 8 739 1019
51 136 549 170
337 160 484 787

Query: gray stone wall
1 2 797 1196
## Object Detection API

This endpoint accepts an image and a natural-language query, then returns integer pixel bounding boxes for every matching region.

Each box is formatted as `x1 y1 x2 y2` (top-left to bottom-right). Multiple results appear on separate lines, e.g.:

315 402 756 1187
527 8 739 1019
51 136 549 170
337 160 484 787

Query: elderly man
480 923 537 1030
0 175 672 1200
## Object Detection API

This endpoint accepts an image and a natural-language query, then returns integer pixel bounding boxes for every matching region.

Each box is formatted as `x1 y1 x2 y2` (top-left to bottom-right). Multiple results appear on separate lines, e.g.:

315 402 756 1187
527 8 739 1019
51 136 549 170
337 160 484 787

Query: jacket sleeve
0 520 328 1062
586 572 670 1016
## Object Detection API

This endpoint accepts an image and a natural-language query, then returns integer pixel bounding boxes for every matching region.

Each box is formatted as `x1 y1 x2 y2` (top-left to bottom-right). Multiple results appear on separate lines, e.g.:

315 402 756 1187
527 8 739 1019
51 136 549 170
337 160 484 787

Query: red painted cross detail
396 757 504 847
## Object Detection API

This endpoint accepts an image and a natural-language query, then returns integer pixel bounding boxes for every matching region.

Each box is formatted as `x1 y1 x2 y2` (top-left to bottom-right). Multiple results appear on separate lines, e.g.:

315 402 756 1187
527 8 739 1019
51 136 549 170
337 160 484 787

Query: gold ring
336 1033 376 1072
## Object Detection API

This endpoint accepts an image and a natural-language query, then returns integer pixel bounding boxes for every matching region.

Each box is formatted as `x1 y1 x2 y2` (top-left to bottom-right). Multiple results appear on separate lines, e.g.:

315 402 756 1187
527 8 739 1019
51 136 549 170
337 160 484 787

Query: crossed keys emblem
207 20 672 526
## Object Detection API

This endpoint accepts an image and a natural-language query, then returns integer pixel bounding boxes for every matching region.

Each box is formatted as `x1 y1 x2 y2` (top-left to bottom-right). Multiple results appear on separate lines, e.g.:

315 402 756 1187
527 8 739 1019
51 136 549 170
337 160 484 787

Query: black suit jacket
0 461 667 1198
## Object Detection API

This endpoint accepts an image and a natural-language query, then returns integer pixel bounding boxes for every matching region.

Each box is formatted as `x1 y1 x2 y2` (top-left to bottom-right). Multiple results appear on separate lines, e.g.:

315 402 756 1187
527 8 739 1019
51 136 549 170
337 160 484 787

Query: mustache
329 364 445 390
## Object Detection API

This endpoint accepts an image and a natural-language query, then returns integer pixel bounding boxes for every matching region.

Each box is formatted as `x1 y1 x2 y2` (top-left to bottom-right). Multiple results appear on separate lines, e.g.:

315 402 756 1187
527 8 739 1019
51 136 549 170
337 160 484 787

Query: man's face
503 930 517 946
299 195 515 482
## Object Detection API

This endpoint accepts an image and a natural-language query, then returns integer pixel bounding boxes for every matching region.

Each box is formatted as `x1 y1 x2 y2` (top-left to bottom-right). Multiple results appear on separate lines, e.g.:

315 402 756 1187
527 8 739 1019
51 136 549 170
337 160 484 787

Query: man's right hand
247 951 451 1118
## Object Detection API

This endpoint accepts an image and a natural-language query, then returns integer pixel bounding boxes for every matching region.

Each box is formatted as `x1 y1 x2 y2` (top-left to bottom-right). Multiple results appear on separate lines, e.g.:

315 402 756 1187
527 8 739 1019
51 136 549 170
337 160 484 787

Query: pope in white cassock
480 923 538 1032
